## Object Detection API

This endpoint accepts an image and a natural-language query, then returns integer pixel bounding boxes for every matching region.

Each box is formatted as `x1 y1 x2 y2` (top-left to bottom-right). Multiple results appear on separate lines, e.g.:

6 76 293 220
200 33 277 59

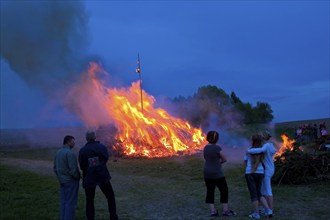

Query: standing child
248 131 277 215
203 130 236 217
244 134 272 219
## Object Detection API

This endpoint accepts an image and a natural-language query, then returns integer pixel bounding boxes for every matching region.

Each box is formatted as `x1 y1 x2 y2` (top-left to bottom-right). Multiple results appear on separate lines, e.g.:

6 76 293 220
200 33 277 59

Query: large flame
68 62 206 157
274 134 302 160
275 134 295 158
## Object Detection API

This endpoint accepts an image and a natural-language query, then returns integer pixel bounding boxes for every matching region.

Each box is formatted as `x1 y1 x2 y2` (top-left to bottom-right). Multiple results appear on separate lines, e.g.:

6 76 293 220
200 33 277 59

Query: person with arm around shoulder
203 130 236 217
53 135 81 220
247 130 277 214
244 134 272 219
79 131 119 220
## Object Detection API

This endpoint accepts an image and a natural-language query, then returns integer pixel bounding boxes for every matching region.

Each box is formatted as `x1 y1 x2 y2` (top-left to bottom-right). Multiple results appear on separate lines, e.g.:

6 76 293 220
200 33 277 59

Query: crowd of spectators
294 122 327 142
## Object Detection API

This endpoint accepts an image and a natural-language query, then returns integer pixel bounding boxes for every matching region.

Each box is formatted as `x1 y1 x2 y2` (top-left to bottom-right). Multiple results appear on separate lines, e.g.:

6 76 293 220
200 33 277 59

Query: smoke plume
0 1 89 96
0 1 257 159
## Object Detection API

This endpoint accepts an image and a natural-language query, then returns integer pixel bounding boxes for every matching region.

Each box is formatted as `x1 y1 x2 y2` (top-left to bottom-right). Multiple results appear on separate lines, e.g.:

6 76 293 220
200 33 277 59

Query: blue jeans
60 181 79 220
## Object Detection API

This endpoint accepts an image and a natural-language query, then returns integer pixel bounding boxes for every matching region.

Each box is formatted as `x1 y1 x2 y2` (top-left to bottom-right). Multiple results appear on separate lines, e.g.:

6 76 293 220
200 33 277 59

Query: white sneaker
258 207 266 215
264 208 273 218
249 212 261 219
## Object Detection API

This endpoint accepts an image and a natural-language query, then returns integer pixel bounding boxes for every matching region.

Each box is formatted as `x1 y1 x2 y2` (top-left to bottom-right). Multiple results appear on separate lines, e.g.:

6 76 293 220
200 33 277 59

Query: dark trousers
85 181 118 220
204 177 229 204
245 173 264 202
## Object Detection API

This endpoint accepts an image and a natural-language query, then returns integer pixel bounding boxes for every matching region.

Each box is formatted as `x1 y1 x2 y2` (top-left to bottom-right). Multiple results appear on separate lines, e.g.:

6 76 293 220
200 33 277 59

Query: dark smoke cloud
0 1 89 96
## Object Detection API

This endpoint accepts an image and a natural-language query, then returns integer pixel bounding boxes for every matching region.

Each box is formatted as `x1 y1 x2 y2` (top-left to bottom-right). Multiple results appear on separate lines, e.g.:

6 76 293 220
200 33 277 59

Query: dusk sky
0 1 329 129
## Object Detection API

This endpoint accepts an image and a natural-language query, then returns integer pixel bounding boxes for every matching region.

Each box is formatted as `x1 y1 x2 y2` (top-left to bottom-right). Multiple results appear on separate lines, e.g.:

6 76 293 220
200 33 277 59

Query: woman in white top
244 134 272 219
248 131 277 214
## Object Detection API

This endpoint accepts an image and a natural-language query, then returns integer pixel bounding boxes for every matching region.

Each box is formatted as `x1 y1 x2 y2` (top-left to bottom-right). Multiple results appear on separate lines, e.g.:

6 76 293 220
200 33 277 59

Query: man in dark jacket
79 131 119 220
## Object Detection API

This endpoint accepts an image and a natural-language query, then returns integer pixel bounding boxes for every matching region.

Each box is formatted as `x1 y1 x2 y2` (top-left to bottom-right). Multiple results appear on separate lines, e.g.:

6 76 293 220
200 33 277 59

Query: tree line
169 85 273 129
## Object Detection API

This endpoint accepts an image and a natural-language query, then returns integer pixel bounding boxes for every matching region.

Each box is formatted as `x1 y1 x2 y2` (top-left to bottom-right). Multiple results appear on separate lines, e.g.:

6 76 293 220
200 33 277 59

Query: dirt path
0 157 54 176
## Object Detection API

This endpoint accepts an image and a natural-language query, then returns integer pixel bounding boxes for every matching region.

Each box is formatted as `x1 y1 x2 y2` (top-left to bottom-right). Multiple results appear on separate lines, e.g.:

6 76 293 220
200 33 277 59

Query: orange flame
274 134 296 159
68 62 206 157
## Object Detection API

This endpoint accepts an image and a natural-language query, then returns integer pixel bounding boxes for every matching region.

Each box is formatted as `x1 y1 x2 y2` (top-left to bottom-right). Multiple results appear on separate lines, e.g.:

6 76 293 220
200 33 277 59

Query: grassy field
1 147 330 220
1 119 329 219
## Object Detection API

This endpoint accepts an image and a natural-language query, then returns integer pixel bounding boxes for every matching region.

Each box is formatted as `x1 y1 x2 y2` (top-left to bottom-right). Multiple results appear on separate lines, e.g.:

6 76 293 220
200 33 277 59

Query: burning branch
273 134 330 185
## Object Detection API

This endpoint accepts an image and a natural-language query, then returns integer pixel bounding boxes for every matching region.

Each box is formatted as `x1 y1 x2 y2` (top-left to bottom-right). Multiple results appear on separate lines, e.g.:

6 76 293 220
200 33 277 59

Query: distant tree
238 102 256 124
254 102 273 123
230 91 242 104
171 85 274 128
195 85 230 105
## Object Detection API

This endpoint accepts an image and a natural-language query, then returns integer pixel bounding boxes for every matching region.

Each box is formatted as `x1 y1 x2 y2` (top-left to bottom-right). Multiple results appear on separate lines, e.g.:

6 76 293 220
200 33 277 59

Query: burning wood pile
96 124 205 158
70 63 206 158
273 134 330 185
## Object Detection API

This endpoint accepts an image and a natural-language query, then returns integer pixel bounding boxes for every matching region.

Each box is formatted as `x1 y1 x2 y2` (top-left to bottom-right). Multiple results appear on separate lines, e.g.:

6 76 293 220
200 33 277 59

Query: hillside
275 118 330 129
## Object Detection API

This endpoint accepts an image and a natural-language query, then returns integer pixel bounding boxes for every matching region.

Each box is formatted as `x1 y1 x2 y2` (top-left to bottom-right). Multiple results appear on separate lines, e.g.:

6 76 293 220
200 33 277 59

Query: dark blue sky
1 1 329 129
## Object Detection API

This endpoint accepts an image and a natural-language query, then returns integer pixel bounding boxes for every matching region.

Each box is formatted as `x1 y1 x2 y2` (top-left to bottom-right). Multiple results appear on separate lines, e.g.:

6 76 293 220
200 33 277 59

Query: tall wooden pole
136 53 143 113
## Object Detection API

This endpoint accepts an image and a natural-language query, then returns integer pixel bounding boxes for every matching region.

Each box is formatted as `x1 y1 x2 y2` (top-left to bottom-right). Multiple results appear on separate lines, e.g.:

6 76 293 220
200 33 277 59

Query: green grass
1 149 330 220
0 164 84 220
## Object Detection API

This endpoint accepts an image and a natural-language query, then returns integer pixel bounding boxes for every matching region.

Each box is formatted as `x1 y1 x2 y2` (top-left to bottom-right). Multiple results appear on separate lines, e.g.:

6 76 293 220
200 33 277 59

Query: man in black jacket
79 131 119 220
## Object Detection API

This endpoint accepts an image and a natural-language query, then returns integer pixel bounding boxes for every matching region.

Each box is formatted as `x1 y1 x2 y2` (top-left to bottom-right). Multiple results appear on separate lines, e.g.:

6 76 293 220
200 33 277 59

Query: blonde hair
251 134 264 173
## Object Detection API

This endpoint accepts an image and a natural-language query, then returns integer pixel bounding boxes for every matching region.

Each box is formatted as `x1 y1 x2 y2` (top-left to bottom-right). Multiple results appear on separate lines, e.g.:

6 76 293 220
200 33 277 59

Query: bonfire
273 134 330 185
67 62 206 158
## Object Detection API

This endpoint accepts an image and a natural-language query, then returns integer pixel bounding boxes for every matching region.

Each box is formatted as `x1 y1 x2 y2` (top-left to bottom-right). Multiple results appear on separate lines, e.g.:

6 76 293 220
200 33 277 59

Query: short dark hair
206 131 219 144
63 135 75 145
86 131 96 142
